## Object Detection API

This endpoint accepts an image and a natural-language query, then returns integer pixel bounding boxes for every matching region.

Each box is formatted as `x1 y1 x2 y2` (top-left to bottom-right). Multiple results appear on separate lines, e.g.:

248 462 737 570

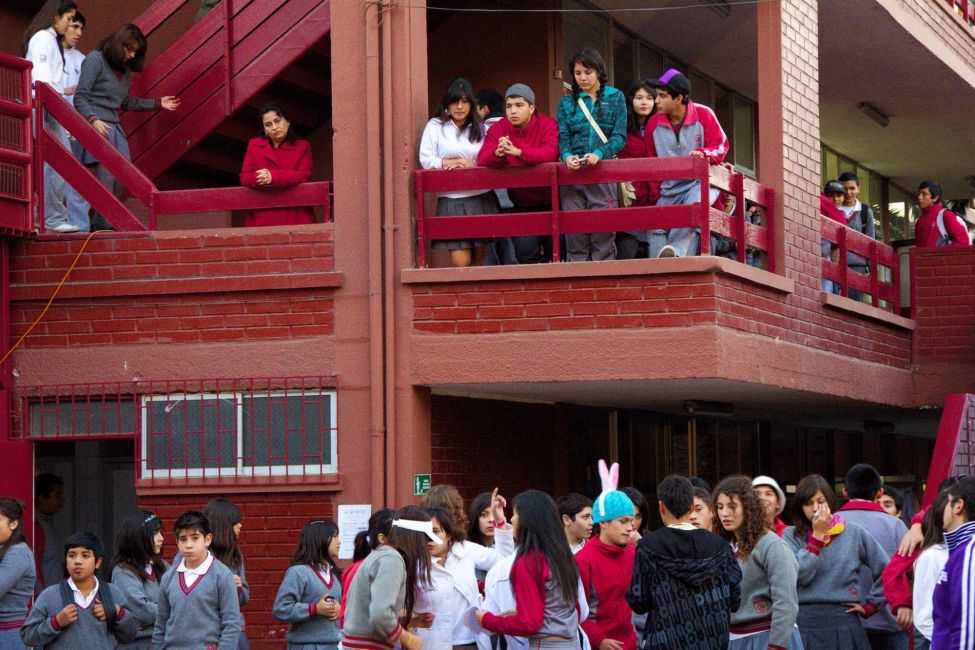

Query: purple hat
648 68 691 99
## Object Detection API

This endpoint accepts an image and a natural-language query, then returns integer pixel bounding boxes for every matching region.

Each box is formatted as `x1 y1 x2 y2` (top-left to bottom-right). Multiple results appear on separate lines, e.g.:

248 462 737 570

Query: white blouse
913 543 948 640
418 117 489 199
26 28 66 94
413 526 514 647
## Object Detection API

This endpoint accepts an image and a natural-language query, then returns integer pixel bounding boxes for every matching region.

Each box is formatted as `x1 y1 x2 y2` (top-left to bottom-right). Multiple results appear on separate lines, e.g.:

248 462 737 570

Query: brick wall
903 0 975 74
431 395 556 502
9 228 337 347
412 271 913 367
913 247 975 361
139 491 335 648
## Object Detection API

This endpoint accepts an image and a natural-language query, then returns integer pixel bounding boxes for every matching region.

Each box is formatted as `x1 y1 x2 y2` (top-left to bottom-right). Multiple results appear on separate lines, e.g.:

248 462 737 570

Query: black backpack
58 579 118 630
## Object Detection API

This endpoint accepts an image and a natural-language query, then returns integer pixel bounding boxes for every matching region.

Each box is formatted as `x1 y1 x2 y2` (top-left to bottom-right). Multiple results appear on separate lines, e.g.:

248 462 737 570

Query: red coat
576 536 638 650
617 129 656 206
477 112 559 207
915 203 971 248
239 136 317 227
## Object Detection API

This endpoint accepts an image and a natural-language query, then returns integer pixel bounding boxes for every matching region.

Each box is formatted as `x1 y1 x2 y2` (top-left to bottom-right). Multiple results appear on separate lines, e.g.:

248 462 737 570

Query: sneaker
658 244 677 258
50 223 80 233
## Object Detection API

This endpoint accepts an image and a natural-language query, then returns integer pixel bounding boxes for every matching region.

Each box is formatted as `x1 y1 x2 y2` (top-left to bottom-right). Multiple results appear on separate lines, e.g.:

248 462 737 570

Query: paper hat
392 519 443 545
592 459 635 524
752 475 787 515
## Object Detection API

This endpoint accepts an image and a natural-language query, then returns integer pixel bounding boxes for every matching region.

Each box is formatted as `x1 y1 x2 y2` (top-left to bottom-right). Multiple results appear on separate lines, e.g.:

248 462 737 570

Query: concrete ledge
136 473 342 496
12 271 343 300
402 257 795 294
821 292 915 330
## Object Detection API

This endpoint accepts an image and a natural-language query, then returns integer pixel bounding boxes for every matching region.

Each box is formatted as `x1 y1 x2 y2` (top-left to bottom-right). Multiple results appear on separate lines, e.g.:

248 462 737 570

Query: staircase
123 0 331 187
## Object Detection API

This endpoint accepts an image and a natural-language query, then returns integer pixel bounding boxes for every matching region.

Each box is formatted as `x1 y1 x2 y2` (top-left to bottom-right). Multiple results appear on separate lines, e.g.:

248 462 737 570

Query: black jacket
627 526 742 650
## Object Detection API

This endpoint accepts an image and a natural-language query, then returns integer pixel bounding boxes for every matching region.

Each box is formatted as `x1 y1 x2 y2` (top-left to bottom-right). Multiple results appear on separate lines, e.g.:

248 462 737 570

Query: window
140 389 336 479
29 396 136 438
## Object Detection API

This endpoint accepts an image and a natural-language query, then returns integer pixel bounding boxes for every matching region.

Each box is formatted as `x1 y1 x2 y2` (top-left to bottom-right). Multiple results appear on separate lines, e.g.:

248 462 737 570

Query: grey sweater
839 503 907 634
782 521 888 615
21 579 139 648
730 530 799 647
151 556 242 650
0 543 35 624
111 562 170 649
341 546 406 650
74 50 156 124
272 564 342 647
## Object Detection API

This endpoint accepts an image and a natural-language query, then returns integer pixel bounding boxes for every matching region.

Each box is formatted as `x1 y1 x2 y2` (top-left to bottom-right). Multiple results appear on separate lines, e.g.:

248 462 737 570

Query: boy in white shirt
62 12 90 232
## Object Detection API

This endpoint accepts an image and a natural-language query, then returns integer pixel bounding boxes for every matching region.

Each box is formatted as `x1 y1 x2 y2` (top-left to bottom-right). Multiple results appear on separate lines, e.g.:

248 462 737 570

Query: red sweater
477 113 559 207
481 551 577 638
617 130 656 206
576 537 637 650
915 203 971 248
239 136 317 227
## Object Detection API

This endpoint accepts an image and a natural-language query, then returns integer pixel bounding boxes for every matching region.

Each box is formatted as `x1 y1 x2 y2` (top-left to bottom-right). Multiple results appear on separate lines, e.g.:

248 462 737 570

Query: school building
1 0 974 645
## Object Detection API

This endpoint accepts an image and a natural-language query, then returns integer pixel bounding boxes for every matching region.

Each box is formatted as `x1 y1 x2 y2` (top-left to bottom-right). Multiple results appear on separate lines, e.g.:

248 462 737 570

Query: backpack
935 208 974 246
59 578 118 630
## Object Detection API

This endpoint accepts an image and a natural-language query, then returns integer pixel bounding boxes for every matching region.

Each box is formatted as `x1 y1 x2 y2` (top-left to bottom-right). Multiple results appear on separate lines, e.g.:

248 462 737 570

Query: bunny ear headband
595 458 619 518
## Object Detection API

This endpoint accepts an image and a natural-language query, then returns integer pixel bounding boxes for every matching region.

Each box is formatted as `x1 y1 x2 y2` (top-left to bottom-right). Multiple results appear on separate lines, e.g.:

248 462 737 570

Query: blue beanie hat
592 459 635 524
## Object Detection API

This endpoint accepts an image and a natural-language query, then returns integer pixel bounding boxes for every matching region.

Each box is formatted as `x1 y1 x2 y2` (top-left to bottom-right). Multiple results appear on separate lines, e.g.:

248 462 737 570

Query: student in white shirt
61 11 90 232
418 77 499 268
912 493 950 650
413 491 513 649
23 0 81 233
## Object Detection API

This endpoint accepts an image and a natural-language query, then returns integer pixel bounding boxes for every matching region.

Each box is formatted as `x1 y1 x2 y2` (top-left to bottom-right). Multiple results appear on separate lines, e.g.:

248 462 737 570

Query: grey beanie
505 83 535 105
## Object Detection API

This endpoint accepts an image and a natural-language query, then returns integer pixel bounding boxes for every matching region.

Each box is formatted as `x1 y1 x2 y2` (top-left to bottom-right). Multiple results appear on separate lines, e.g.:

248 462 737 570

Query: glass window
688 71 712 108
563 0 609 73
732 95 755 171
713 87 733 162
637 43 663 81
823 148 839 186
612 29 635 89
140 390 336 478
29 397 136 438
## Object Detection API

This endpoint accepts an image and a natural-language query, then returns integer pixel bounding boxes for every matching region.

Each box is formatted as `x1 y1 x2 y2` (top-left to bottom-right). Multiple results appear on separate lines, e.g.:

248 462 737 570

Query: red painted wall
913 247 975 362
139 491 335 648
412 271 913 368
431 394 556 502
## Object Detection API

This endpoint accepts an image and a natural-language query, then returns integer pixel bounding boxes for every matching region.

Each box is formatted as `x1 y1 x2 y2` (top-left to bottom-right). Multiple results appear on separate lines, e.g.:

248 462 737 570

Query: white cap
392 519 443 544
752 475 786 515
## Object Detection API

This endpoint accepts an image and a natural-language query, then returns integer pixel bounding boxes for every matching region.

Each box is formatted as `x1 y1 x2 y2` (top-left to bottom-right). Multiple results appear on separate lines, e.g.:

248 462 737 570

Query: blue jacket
557 86 626 161
932 520 975 649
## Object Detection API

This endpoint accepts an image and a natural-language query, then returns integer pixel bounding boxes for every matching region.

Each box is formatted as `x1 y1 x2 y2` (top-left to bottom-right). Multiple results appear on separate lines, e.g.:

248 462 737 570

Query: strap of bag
58 580 73 609
937 209 948 240
577 97 608 145
98 579 118 629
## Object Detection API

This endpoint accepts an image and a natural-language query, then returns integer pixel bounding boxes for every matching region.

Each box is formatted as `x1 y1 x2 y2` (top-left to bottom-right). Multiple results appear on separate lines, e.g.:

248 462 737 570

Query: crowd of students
2 463 975 649
421 48 732 267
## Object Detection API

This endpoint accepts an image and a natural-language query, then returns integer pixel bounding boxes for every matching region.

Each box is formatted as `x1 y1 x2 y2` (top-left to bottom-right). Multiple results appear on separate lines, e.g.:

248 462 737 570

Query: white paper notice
337 504 372 560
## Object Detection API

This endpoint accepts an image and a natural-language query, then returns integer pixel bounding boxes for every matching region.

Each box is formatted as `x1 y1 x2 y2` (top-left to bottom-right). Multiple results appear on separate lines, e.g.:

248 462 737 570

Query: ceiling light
858 102 889 128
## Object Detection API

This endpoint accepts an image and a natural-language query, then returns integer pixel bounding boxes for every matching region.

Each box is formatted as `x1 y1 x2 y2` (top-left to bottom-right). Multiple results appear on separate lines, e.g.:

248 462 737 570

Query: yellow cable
0 229 112 366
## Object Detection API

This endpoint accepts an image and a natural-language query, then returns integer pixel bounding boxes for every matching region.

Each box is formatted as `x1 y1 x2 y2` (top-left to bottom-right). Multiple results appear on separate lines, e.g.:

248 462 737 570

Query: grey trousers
559 182 618 262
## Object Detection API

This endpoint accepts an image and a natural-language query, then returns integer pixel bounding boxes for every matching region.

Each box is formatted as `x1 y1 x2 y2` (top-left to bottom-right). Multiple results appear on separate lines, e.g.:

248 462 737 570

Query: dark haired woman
475 490 581 649
110 510 169 650
419 77 498 267
272 520 343 650
782 474 888 650
615 80 658 259
239 103 316 227
0 498 34 650
339 508 394 629
342 505 433 650
557 48 627 262
24 0 79 233
74 23 179 231
910 492 949 650
202 499 249 649
714 476 801 650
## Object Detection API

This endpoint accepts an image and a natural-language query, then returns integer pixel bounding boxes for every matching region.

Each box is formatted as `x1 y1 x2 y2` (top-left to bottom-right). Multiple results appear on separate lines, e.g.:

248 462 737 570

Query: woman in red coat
239 103 316 227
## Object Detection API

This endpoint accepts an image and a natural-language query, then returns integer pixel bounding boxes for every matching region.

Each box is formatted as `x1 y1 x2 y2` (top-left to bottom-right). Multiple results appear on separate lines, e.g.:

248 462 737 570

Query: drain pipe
364 0 388 507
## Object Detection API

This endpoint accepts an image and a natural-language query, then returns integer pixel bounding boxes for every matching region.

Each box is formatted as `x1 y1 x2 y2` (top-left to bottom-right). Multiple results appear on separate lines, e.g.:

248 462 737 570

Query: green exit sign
414 473 431 495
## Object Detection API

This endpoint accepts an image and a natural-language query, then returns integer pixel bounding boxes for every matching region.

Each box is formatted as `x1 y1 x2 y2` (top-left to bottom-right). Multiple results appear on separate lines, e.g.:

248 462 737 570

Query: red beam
153 182 330 213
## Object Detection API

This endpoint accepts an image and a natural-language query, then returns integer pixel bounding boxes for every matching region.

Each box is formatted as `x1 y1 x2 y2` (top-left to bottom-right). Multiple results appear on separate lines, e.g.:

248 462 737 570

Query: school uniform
913 543 947 650
576 536 637 650
272 564 342 650
111 562 170 650
915 203 971 248
341 545 407 650
931 520 975 650
0 543 35 649
419 117 497 251
74 50 158 230
26 28 72 230
62 46 90 231
556 87 627 262
21 577 138 648
782 521 889 650
729 531 802 650
151 551 242 650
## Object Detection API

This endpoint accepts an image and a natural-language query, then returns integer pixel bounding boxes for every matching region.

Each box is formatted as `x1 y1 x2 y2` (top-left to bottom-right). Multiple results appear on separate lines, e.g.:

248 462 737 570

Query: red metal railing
821 217 901 312
948 0 975 28
16 377 338 486
0 53 34 236
414 157 776 270
33 81 330 231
